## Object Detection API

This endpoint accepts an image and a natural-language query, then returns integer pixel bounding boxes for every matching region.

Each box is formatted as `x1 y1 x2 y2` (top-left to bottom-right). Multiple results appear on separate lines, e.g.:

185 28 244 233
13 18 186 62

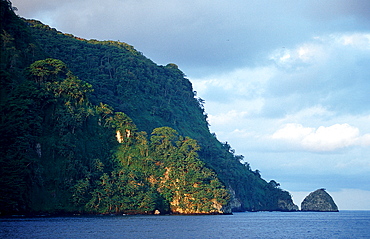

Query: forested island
0 0 297 215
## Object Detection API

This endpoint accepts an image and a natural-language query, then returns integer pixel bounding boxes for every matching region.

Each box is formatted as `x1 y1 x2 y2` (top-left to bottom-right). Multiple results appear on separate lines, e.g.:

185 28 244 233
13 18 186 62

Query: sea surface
1 211 369 238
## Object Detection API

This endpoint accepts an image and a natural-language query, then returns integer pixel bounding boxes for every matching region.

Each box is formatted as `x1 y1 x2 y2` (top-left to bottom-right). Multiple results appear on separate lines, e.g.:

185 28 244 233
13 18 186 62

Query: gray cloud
13 0 370 77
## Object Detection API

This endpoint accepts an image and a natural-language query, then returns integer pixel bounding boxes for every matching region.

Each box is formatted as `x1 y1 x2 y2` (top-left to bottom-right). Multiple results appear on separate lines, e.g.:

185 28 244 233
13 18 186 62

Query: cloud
263 32 370 116
193 66 273 104
271 123 370 152
193 31 370 155
192 32 370 119
337 33 370 49
269 43 327 70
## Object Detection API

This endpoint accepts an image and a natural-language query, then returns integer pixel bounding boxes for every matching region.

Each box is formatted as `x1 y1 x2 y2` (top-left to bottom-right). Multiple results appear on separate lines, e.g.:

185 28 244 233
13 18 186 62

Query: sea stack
301 189 339 212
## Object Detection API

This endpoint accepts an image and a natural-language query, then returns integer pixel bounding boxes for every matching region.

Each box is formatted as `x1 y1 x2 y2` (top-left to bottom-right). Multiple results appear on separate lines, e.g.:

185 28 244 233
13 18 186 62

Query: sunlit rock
116 130 123 143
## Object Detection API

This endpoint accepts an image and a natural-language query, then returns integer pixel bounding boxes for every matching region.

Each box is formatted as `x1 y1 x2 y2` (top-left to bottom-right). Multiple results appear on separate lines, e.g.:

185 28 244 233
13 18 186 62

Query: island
301 189 339 212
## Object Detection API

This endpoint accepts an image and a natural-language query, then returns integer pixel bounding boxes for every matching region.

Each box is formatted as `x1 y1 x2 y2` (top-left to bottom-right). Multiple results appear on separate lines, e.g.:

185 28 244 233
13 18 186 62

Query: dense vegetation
0 0 295 215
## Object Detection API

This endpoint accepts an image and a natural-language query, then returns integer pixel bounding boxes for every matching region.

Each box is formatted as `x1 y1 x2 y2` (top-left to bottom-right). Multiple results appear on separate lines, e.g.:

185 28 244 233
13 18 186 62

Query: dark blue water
1 211 369 238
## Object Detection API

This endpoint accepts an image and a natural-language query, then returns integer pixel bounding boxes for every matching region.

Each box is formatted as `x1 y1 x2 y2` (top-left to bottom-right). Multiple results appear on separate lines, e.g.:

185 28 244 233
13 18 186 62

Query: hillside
0 0 297 215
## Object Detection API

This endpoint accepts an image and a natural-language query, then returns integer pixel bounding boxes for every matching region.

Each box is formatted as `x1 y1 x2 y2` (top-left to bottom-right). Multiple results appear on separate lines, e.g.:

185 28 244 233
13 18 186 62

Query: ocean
1 211 369 238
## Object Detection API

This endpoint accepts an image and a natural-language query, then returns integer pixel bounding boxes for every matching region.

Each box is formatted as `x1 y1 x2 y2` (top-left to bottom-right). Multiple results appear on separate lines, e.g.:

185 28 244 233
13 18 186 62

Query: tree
28 58 68 84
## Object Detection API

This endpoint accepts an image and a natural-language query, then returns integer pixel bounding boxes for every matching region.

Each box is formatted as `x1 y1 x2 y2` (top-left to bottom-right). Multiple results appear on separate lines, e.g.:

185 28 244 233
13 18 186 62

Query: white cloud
303 124 359 151
271 123 370 152
336 33 370 49
270 32 370 67
272 123 315 142
269 42 327 69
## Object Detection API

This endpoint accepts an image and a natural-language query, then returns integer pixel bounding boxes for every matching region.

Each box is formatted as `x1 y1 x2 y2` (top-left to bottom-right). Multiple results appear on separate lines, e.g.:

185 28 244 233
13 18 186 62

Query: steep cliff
278 199 299 212
301 189 339 212
1 0 297 214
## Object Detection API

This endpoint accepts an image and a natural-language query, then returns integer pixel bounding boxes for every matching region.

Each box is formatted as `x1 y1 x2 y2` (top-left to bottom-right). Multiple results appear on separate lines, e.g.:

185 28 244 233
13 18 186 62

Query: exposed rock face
278 199 299 211
301 189 339 212
225 186 242 212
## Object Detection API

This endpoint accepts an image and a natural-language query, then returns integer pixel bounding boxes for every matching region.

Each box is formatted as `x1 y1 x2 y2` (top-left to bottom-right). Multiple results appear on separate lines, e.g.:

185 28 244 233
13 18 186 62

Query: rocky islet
301 189 339 212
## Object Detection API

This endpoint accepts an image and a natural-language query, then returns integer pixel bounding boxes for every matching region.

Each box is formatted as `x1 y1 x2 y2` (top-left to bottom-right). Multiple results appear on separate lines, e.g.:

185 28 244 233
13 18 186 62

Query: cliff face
278 199 299 211
301 189 339 212
223 187 242 212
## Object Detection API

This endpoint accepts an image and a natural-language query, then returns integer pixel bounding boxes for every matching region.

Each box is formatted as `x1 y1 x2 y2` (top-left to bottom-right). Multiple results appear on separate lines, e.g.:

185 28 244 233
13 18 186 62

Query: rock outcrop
224 186 242 212
301 189 339 212
278 199 299 211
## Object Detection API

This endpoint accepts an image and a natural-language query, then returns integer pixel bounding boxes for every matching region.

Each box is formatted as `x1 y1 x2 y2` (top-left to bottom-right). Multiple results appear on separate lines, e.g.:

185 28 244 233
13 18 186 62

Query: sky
11 0 370 210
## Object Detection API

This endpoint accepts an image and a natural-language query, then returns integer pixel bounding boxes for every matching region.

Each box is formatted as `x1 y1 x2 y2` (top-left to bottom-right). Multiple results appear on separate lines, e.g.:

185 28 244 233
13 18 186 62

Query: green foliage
28 58 67 81
75 124 228 214
24 18 208 138
150 127 229 213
